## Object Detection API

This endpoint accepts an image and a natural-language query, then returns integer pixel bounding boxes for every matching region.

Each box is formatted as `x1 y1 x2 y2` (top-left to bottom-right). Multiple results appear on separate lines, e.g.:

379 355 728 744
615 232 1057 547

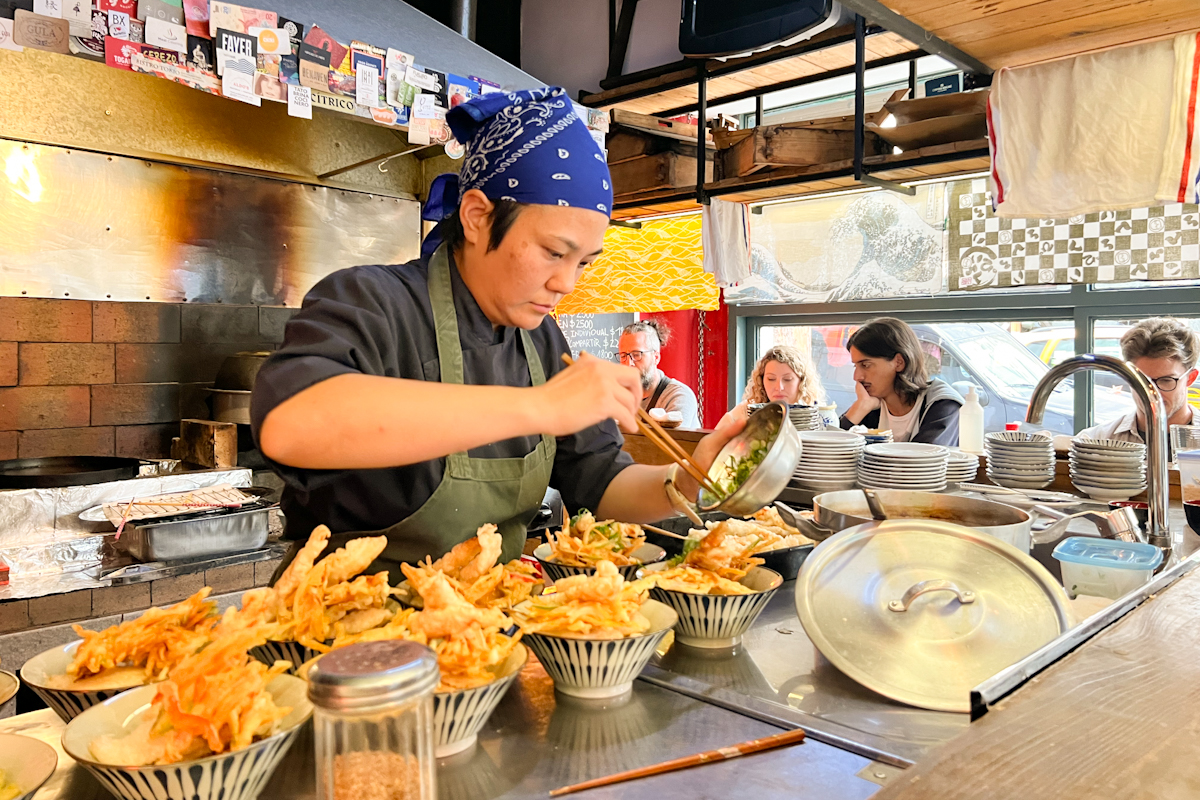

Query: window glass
756 320 1073 433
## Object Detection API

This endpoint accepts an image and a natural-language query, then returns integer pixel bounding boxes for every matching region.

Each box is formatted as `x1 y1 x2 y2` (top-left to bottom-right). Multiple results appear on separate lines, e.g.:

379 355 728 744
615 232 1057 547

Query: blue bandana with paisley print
421 86 612 258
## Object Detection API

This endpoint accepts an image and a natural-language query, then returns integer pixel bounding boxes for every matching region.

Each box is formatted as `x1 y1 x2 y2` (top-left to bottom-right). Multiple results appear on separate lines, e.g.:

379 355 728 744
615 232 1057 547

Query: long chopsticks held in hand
548 728 807 797
560 353 719 496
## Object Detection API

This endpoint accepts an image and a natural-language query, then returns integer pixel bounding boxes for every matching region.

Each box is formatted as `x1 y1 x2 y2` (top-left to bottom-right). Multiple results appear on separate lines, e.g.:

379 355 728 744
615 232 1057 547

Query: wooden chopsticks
548 728 806 796
560 353 719 496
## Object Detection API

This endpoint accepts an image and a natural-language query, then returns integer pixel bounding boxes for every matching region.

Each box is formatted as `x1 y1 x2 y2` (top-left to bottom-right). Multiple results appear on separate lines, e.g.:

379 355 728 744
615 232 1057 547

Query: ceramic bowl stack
985 431 1055 489
788 404 824 431
857 442 948 491
1069 437 1147 501
792 430 864 492
945 450 981 485
860 429 894 446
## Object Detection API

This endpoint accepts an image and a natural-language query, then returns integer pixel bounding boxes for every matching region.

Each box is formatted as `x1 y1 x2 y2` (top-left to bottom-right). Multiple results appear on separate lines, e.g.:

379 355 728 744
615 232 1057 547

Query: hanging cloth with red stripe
988 31 1200 219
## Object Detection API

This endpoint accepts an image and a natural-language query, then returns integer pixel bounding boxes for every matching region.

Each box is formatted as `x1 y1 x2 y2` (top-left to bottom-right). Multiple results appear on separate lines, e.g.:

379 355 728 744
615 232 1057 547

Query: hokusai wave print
729 183 945 304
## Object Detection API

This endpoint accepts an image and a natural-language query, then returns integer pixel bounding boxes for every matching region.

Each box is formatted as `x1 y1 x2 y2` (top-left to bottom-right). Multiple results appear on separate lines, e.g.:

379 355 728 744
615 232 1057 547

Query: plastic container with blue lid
1052 536 1162 599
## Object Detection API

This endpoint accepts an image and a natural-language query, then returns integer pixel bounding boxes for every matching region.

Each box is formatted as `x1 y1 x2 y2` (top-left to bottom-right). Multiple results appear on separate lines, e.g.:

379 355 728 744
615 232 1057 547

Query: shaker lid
794 519 1070 713
308 640 439 711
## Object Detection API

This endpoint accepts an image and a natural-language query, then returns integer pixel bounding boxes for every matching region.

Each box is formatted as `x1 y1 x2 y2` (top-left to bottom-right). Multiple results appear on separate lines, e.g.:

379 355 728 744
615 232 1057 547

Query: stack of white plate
1069 437 1147 501
793 430 864 492
788 405 824 431
945 450 980 484
985 431 1055 489
858 442 948 491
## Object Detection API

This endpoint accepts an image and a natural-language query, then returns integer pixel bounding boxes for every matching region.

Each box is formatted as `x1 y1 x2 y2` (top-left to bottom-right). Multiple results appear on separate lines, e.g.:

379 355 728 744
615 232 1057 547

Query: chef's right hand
536 353 642 435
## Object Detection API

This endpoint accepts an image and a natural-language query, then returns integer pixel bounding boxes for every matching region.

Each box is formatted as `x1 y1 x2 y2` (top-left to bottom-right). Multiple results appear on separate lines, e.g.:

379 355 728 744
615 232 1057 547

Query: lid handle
888 580 976 612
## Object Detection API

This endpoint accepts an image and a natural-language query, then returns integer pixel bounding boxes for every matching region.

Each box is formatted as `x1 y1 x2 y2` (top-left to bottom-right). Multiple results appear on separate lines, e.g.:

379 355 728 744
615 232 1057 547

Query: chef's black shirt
250 252 634 539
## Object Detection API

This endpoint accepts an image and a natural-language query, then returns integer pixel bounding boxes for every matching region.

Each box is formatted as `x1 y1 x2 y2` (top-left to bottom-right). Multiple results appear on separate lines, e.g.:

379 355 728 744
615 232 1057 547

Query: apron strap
647 374 671 410
427 244 466 387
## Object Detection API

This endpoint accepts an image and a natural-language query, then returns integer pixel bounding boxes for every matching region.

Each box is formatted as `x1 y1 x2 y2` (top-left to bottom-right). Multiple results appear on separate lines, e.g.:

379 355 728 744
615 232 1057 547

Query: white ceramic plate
864 442 947 458
1069 473 1147 488
799 430 862 444
1072 484 1143 501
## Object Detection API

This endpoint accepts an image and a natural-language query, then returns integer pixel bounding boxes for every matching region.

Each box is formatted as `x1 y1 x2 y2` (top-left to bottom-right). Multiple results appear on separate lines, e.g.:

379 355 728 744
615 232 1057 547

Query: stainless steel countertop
643 587 970 767
0 659 882 800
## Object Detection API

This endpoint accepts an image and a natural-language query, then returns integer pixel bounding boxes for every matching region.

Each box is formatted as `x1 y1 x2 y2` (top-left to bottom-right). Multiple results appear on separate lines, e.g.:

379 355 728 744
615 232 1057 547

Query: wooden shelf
581 25 920 116
610 139 990 220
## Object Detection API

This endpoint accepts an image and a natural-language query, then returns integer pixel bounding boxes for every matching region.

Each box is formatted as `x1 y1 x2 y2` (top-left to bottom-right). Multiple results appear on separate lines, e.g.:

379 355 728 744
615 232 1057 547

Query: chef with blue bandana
251 87 744 580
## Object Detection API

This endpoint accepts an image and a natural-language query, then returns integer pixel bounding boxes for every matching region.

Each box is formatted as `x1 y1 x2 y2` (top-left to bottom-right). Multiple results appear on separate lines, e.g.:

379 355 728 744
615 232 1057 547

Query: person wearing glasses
617 320 701 428
1076 317 1199 444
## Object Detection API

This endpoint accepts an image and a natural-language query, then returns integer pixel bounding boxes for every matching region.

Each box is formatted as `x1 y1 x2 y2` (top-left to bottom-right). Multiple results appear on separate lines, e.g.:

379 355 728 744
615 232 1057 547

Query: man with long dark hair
839 317 964 445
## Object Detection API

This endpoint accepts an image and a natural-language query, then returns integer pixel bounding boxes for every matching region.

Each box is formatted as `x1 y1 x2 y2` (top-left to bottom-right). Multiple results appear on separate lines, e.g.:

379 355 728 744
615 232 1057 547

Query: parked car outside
1017 323 1200 410
798 322 1134 435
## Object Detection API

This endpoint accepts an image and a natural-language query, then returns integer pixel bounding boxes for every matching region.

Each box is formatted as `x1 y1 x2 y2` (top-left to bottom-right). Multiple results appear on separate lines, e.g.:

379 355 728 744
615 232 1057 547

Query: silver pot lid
793 519 1070 713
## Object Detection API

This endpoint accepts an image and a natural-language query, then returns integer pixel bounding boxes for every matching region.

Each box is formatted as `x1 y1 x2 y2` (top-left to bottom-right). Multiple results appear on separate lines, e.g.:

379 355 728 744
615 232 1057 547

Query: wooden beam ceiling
880 0 1200 69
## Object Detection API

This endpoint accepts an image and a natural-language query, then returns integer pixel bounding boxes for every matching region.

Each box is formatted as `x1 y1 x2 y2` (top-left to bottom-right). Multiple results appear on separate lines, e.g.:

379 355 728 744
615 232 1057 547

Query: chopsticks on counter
548 728 807 797
560 353 720 497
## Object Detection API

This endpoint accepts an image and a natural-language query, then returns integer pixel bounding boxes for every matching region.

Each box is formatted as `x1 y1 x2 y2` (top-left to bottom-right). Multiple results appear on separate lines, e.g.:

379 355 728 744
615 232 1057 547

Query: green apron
272 244 556 585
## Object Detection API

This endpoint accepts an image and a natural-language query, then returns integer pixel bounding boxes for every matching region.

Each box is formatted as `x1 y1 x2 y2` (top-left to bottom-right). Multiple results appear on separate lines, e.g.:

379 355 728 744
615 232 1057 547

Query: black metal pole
908 58 918 99
697 63 708 205
853 14 865 181
755 93 764 127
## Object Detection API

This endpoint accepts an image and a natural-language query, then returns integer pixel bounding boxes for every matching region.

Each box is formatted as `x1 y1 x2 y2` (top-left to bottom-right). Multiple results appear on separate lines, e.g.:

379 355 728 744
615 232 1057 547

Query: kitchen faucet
1025 354 1172 558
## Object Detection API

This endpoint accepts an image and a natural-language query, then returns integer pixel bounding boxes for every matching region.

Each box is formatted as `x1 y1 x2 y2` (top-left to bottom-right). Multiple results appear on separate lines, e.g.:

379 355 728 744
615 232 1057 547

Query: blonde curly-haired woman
742 346 825 406
717 346 826 430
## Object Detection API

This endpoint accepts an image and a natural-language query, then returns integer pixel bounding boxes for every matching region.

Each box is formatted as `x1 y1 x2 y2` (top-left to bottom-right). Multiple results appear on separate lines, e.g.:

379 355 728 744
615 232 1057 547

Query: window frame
730 283 1200 432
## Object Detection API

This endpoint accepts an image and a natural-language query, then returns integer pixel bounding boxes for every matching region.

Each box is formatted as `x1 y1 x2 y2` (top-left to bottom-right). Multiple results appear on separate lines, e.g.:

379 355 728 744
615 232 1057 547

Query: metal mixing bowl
697 402 801 516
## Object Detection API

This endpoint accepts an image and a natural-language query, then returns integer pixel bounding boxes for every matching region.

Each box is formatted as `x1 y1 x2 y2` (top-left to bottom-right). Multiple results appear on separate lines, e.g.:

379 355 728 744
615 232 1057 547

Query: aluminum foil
0 469 252 593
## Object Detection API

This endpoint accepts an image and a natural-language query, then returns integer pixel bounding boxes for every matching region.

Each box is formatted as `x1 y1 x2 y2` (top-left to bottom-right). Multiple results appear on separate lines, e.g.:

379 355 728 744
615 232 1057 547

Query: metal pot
209 389 251 425
214 351 272 391
811 489 1033 552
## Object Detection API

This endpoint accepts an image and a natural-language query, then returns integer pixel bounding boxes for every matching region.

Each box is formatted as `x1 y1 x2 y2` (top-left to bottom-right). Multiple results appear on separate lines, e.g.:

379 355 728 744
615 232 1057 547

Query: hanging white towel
988 33 1200 218
701 197 751 286
1158 32 1200 204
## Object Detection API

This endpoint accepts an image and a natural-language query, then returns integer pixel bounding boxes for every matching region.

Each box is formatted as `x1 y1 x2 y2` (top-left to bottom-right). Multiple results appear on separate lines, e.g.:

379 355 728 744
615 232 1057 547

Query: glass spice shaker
308 640 439 800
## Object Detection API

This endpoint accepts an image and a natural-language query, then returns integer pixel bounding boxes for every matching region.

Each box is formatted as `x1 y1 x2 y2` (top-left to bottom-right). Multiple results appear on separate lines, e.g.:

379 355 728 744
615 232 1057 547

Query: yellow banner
556 214 718 314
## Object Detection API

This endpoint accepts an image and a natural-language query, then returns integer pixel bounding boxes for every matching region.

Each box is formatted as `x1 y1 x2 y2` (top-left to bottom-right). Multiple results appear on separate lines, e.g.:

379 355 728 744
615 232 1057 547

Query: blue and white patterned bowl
640 565 782 649
517 599 677 699
61 674 312 800
533 543 666 583
433 642 527 758
21 640 152 723
250 639 324 672
0 732 57 800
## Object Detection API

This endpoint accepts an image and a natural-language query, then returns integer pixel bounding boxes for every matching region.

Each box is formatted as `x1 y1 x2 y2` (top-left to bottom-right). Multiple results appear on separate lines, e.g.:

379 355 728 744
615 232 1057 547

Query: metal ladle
1030 504 1145 546
861 488 889 521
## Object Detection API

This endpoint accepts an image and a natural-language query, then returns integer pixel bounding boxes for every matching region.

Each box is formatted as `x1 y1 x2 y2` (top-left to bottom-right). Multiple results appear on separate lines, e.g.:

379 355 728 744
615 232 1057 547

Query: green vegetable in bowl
708 439 769 500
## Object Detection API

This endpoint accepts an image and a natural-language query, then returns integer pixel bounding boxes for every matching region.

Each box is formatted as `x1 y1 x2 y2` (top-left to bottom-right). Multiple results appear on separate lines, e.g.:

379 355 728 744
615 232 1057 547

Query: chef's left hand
675 406 748 500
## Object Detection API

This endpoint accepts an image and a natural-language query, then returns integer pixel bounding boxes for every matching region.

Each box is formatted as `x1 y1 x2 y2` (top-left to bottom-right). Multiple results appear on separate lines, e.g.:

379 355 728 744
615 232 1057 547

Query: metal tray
119 505 271 562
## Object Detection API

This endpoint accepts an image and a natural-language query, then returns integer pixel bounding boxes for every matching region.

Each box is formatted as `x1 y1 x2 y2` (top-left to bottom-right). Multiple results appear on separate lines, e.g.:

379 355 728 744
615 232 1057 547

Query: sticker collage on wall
0 0 610 156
